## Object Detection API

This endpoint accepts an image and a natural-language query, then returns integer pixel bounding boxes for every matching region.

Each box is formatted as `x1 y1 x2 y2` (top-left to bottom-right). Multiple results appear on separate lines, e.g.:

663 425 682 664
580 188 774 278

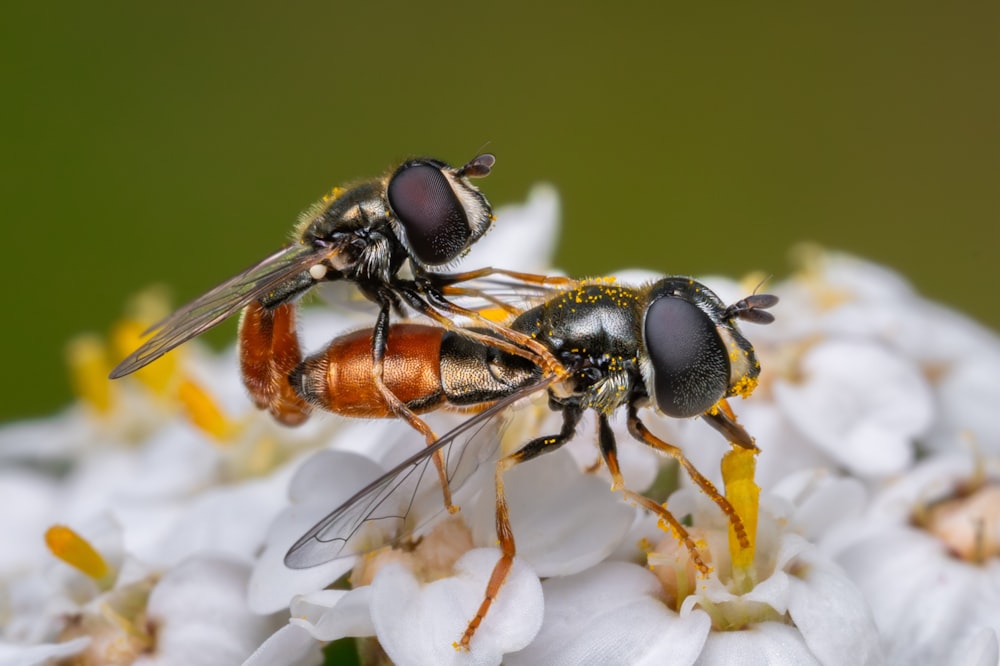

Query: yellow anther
109 288 180 394
477 306 511 323
722 447 759 591
66 334 114 414
45 525 110 581
177 379 235 441
110 319 178 395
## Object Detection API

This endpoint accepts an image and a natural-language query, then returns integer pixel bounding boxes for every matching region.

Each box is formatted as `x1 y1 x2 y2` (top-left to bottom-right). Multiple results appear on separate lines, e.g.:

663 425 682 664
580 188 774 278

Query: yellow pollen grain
66 334 114 414
177 379 235 441
45 525 110 580
722 448 759 589
322 186 346 203
731 376 759 399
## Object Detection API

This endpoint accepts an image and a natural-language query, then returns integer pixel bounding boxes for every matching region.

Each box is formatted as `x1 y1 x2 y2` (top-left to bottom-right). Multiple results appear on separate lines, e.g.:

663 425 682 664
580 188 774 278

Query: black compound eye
387 163 471 265
644 295 730 418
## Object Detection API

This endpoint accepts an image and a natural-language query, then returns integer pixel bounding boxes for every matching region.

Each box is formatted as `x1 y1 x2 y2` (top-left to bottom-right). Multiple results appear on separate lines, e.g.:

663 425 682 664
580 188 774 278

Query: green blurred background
2 2 997 422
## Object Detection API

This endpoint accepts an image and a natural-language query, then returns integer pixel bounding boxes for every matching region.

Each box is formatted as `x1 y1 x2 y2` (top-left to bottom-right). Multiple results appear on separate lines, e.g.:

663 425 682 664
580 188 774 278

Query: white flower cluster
1 187 998 666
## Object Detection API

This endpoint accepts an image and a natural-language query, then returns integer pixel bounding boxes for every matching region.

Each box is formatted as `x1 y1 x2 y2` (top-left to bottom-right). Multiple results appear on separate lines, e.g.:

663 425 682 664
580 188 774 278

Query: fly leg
401 286 567 380
702 399 758 451
457 404 583 650
625 401 751 549
369 299 457 514
596 414 710 573
432 266 577 291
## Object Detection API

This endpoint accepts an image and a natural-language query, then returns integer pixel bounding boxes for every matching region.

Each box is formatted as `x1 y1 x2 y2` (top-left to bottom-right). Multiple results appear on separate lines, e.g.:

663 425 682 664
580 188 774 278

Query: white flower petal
457 184 561 274
773 340 932 476
738 405 836 491
0 472 60 575
839 523 1000 665
771 469 868 544
786 549 881 666
508 561 710 666
697 622 820 666
470 448 635 577
137 556 282 666
290 587 375 640
248 450 385 614
371 549 543 666
957 628 1000 666
242 623 323 666
0 637 90 666
930 349 1000 455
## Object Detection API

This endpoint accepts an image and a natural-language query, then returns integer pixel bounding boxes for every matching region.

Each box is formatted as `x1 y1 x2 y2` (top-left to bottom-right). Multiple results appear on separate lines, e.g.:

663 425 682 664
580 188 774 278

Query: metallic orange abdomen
294 324 447 417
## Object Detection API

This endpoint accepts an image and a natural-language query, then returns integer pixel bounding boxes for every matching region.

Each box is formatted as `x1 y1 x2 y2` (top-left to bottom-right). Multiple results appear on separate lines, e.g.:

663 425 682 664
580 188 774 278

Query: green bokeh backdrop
2 2 997 422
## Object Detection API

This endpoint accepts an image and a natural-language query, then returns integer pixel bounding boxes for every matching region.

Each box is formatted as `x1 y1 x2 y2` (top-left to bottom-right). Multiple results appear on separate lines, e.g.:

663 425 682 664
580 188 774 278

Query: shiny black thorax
509 283 648 414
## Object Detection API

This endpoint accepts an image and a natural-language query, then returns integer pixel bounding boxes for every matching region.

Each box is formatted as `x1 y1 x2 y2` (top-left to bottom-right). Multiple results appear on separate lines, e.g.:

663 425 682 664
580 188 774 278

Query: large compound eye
643 295 730 418
387 162 471 265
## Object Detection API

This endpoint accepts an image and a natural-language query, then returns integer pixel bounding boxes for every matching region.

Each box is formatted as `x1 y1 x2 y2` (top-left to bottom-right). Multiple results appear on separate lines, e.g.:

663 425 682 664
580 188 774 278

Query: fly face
640 277 777 419
385 154 495 267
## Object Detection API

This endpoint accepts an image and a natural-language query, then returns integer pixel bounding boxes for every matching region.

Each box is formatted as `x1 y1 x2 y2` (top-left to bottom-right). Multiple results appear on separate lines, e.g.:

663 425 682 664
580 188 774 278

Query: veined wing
110 243 337 378
284 376 556 569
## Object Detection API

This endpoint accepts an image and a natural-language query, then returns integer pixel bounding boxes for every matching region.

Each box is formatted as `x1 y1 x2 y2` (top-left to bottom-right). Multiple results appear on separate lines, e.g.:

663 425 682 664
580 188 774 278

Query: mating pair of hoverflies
111 153 777 649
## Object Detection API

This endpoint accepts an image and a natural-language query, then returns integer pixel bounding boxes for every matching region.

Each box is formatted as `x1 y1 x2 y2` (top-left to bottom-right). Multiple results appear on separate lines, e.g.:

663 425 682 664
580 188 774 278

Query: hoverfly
109 154 568 509
283 276 778 649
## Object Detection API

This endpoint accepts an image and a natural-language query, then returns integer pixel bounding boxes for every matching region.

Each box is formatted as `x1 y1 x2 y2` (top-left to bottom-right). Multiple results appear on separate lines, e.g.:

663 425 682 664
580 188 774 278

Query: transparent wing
284 377 555 569
110 243 339 378
433 272 575 319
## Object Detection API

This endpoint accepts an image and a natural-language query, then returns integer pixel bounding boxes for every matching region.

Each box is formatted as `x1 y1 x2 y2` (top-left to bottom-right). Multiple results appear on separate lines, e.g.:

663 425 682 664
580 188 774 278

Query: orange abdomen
292 324 447 417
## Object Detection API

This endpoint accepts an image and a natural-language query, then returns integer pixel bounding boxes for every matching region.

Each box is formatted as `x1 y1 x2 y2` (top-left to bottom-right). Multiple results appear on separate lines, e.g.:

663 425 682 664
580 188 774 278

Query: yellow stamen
177 379 235 441
722 447 759 591
66 335 114 413
111 319 177 394
477 306 513 323
109 287 178 394
45 525 110 581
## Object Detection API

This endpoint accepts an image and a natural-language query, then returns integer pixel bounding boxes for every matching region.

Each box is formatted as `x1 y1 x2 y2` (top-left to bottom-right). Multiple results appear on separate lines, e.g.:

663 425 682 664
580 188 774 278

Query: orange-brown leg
458 404 583 649
404 289 567 380
457 457 516 651
597 414 711 573
369 303 457 513
625 403 750 549
434 267 577 291
702 400 758 451
437 286 525 317
239 301 312 426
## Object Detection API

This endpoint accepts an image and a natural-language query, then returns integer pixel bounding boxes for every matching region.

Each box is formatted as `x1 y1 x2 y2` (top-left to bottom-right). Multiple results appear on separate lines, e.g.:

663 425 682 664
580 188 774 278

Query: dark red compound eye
387 162 471 265
643 295 730 418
